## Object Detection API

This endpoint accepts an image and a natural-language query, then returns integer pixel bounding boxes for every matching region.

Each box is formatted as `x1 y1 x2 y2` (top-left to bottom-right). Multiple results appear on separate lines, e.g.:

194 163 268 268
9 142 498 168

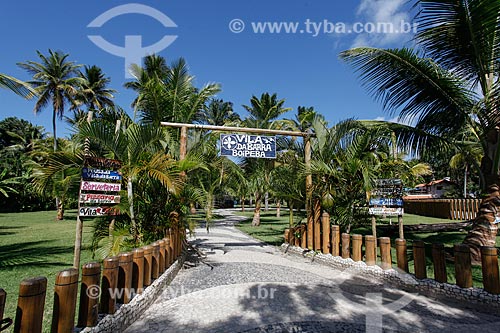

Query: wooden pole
117 252 133 304
351 234 363 262
51 268 79 333
364 235 376 266
395 238 408 273
371 215 377 247
398 214 404 239
305 136 313 250
0 288 6 324
321 212 330 254
77 262 101 328
341 233 350 259
14 277 47 333
132 248 144 295
100 257 119 314
432 243 447 283
413 240 427 279
454 244 473 288
313 199 321 251
379 237 392 270
331 225 340 256
143 246 153 287
158 240 166 274
481 246 500 294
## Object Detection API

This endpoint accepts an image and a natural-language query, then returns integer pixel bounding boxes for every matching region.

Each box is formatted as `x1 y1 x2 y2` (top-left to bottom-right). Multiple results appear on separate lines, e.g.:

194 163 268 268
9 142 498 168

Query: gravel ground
124 210 500 333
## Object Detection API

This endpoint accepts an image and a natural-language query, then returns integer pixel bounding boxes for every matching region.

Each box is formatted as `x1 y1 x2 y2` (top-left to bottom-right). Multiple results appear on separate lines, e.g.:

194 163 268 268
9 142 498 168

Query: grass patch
0 209 94 332
234 210 292 246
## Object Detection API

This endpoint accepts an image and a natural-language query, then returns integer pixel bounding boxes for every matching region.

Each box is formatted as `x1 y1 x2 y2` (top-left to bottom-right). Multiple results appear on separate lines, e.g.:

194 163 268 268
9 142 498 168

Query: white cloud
352 0 414 48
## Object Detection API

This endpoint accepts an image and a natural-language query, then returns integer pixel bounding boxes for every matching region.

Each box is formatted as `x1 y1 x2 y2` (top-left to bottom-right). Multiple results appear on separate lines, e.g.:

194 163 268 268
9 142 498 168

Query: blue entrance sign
220 134 276 158
82 167 122 181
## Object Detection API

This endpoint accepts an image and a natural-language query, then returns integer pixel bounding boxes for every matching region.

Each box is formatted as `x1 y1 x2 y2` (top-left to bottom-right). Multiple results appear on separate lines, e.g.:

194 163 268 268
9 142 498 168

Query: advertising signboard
220 134 276 158
369 179 404 216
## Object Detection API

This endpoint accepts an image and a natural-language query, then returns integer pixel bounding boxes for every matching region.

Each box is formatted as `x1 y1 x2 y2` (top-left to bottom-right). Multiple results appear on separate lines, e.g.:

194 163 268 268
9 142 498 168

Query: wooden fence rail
284 211 500 296
404 199 481 220
0 229 185 333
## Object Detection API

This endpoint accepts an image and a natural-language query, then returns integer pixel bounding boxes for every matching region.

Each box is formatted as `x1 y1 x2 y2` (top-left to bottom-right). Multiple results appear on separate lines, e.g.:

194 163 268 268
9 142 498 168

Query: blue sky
0 0 416 137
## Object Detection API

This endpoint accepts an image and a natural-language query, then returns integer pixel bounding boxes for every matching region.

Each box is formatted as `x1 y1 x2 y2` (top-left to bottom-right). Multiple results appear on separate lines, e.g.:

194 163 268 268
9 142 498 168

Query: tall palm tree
0 73 36 98
200 99 240 126
75 65 115 122
18 50 83 152
340 0 500 259
340 0 500 189
242 93 292 226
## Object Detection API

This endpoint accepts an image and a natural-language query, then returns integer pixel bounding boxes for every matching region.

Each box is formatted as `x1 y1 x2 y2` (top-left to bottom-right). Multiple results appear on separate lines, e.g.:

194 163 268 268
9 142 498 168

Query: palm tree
0 73 36 98
77 116 183 242
200 99 240 126
340 0 500 259
242 93 292 226
74 65 115 122
18 50 83 152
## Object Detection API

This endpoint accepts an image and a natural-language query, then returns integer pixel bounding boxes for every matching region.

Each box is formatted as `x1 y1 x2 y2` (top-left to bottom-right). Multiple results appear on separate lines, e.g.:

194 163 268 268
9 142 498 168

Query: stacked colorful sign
79 157 122 217
369 179 404 216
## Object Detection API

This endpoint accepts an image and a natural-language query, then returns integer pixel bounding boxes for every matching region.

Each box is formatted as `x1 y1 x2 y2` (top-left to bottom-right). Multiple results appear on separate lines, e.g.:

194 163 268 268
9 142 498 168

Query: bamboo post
395 238 408 272
313 199 321 251
100 256 119 314
132 248 144 295
481 247 500 294
341 233 350 259
365 235 376 266
159 240 166 274
51 268 79 333
143 246 153 287
14 277 47 333
413 240 427 279
432 243 448 283
454 244 473 288
379 237 392 270
321 212 330 254
351 235 362 261
77 262 101 328
331 225 340 256
117 252 133 304
151 242 160 280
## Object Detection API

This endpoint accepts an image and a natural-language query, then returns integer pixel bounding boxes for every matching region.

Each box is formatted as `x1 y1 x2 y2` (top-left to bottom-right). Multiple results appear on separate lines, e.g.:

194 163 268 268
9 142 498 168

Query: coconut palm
340 0 500 189
18 50 83 152
340 0 500 259
200 99 240 126
77 116 183 242
74 65 115 123
0 73 36 98
242 93 292 226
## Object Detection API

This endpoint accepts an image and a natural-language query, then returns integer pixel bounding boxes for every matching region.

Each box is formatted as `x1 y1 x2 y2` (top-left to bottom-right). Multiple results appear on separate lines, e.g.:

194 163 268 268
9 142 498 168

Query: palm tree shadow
0 241 72 268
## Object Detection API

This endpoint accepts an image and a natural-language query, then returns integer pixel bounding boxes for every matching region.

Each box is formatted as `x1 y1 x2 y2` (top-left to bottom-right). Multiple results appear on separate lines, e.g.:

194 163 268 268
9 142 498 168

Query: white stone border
81 252 186 333
281 244 500 314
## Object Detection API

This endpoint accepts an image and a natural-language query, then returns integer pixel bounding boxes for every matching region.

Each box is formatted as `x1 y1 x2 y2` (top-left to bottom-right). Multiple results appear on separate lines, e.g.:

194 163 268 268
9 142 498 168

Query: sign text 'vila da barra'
220 134 276 158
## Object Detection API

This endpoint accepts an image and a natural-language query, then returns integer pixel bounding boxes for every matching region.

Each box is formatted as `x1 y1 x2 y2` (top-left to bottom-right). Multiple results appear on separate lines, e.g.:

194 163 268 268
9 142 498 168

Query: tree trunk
288 201 294 227
276 200 281 217
128 177 138 242
241 196 245 212
252 192 262 226
264 192 269 211
462 184 499 263
56 199 64 220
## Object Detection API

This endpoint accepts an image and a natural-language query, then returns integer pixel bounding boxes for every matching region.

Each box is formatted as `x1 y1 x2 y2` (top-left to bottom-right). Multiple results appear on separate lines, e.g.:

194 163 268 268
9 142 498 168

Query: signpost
74 156 122 269
220 134 276 159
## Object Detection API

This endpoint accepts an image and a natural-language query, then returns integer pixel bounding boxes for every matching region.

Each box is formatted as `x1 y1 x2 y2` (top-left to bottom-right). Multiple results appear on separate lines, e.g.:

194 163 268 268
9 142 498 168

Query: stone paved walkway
125 210 500 333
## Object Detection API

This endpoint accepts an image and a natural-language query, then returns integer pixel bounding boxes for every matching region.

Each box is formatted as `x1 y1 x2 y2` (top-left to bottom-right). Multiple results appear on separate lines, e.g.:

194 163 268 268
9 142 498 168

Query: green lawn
235 209 500 288
0 210 94 332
